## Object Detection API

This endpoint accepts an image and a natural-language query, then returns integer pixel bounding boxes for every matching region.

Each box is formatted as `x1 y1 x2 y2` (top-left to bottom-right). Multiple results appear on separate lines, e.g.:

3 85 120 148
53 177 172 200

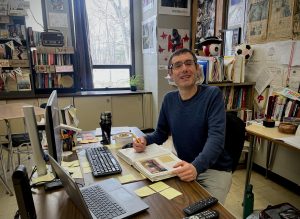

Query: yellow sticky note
79 140 90 144
71 170 83 179
69 160 80 167
67 166 79 172
159 187 182 200
118 174 136 184
149 181 170 192
134 186 156 197
81 161 90 168
31 173 55 184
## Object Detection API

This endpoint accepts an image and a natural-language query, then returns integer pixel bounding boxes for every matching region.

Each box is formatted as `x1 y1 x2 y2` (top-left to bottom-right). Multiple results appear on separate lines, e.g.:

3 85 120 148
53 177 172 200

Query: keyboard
85 146 122 177
81 185 126 219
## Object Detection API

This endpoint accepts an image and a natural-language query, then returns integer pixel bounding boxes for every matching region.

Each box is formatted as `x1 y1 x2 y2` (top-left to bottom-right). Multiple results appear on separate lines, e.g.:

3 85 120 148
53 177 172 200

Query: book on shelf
232 55 245 83
197 59 209 84
117 144 181 182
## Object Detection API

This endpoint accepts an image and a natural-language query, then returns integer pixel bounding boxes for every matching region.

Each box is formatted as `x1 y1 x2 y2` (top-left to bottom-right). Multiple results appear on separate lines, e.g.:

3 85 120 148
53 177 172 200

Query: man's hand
172 161 197 182
132 136 147 153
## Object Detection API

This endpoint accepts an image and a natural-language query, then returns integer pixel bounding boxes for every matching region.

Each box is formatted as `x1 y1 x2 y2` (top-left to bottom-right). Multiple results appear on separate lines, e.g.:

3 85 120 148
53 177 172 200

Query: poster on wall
224 28 241 56
246 0 269 44
294 0 300 39
267 0 293 41
142 16 156 54
227 0 246 42
195 0 215 44
158 0 191 16
143 0 154 12
157 28 190 67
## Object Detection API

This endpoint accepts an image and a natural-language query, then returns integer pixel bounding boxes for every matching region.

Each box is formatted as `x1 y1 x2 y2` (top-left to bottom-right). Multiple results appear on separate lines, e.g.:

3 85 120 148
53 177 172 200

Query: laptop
48 154 149 219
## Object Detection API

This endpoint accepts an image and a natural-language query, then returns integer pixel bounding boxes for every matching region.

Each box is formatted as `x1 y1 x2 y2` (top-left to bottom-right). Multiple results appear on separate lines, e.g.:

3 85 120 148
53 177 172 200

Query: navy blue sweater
146 85 232 174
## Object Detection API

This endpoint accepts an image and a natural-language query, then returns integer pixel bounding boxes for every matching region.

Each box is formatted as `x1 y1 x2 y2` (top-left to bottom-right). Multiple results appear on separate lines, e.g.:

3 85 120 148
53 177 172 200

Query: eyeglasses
168 59 196 70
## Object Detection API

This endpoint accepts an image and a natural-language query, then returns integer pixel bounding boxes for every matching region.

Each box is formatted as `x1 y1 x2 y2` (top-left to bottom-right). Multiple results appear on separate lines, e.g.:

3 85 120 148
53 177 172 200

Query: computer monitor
45 90 63 164
23 106 47 177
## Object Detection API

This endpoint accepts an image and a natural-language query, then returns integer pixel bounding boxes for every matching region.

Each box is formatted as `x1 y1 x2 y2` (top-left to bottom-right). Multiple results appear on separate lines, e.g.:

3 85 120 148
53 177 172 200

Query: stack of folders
117 144 181 182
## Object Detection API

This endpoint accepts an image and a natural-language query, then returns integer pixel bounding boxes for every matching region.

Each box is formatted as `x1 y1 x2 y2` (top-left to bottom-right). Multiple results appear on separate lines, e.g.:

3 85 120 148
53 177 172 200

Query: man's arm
145 100 170 146
192 88 226 174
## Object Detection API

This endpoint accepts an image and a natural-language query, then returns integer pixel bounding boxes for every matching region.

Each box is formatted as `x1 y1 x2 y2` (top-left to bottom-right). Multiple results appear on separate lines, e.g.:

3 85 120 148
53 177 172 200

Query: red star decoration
182 34 190 42
158 45 165 53
160 32 167 39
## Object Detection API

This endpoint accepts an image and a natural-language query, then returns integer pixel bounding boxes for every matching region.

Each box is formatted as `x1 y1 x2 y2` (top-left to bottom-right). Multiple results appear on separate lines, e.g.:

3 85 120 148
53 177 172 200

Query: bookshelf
31 45 76 94
208 82 255 121
0 15 34 98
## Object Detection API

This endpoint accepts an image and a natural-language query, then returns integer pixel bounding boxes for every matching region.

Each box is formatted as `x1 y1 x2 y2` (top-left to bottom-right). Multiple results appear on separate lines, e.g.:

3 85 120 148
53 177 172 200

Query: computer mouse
122 142 133 149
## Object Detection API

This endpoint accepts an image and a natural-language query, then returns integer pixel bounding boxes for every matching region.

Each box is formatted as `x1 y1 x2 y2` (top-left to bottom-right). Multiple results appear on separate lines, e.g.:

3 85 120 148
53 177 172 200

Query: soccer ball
203 44 221 56
235 44 253 60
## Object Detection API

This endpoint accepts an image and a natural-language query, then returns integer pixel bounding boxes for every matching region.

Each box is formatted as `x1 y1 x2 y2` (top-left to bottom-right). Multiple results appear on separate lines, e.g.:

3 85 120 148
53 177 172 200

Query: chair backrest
224 112 245 172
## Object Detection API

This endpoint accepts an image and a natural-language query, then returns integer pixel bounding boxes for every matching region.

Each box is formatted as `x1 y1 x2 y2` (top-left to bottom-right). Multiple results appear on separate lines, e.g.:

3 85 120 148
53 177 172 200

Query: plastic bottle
243 184 254 219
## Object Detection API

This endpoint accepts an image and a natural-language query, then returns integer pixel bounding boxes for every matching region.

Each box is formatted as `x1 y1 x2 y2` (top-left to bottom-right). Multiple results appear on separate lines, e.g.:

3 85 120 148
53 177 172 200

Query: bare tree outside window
85 0 132 88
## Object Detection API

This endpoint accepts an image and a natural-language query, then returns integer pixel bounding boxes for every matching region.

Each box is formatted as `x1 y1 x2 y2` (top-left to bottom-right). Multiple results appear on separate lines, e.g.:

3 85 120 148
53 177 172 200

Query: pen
135 136 141 144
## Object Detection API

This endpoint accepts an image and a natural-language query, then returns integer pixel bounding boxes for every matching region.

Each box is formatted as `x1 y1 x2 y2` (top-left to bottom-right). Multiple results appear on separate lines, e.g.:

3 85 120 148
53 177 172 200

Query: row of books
28 27 42 47
32 52 72 66
265 95 300 121
0 24 26 40
197 55 245 84
35 73 74 89
221 86 249 110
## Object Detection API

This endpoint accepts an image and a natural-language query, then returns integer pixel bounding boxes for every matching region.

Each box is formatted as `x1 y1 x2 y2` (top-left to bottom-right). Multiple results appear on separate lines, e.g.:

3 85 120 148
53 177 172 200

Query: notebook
48 155 149 219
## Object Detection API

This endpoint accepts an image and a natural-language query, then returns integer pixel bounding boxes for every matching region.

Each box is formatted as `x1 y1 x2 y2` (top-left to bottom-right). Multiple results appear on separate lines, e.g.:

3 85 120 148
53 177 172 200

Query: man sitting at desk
133 48 232 204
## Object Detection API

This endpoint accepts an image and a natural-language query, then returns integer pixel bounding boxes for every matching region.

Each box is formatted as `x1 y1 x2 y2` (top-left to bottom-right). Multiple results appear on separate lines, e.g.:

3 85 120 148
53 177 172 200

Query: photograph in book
140 159 167 174
117 144 182 181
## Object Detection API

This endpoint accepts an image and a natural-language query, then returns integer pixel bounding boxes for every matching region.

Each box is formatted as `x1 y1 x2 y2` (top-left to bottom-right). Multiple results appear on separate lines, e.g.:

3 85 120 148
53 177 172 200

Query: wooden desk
32 178 235 219
32 141 235 218
0 103 45 195
244 124 298 217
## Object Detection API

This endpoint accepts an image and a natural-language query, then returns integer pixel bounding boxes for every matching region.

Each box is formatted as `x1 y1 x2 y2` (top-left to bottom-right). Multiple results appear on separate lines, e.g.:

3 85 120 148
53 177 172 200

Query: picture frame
142 16 156 54
223 27 241 56
158 0 191 16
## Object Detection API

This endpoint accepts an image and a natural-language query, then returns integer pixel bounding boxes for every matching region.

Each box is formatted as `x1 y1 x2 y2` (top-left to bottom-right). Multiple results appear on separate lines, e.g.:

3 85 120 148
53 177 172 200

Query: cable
29 166 37 182
28 8 45 30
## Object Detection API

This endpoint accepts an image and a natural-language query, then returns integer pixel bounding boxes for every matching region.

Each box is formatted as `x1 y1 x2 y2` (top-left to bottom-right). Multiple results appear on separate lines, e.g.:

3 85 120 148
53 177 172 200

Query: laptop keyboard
86 147 122 177
81 185 126 219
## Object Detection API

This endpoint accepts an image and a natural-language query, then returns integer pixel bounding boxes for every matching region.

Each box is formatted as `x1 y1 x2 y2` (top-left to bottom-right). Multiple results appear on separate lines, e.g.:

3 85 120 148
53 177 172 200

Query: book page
134 153 181 181
117 144 172 165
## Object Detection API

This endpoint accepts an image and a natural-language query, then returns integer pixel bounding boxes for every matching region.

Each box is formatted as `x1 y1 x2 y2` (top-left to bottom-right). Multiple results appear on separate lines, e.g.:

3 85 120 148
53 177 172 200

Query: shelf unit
31 46 76 94
208 82 256 121
0 16 34 98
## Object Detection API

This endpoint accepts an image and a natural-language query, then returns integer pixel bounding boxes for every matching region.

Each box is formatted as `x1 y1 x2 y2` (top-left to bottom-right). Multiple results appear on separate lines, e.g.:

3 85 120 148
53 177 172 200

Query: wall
142 2 191 126
25 0 44 31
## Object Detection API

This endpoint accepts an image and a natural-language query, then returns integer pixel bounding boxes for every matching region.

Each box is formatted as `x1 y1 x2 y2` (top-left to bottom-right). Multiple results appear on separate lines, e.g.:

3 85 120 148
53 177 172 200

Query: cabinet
209 82 255 121
0 15 33 98
31 46 76 94
74 94 153 131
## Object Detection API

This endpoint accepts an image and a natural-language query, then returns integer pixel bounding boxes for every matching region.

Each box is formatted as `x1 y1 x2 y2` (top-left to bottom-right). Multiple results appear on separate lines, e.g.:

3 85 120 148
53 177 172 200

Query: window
85 0 134 89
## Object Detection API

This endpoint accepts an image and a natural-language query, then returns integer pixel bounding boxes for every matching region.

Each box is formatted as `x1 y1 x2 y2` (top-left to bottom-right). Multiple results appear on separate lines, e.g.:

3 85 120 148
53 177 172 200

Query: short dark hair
168 48 197 68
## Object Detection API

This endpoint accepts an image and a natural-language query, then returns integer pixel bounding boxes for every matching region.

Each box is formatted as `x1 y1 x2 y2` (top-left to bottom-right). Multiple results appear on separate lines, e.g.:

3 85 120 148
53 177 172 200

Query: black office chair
224 112 246 172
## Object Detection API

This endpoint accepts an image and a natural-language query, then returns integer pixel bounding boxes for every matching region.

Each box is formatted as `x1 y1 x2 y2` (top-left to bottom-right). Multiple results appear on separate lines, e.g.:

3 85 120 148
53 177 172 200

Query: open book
117 144 181 182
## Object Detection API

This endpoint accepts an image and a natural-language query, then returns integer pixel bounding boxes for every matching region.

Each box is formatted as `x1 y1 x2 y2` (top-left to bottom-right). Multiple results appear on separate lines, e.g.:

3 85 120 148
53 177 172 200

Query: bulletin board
41 0 74 47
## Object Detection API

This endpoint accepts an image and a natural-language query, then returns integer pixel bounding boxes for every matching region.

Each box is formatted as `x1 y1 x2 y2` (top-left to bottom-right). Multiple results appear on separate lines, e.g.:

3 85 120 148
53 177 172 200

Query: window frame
87 0 136 91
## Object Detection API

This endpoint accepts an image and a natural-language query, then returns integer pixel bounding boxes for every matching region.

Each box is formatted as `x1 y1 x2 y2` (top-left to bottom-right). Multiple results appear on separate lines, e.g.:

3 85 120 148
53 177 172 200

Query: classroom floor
1 153 300 219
